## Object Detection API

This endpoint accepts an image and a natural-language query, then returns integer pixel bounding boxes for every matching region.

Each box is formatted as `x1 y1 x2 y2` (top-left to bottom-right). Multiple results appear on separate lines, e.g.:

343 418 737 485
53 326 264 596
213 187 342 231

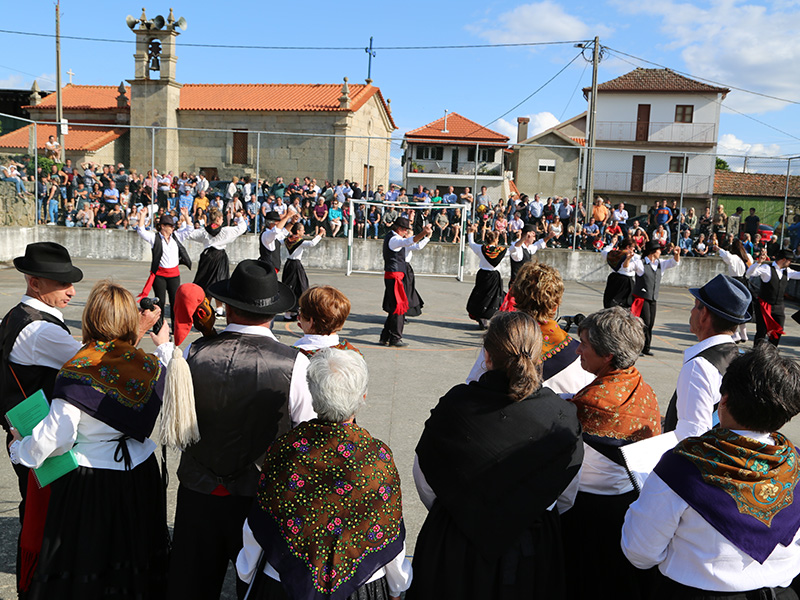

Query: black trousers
381 313 404 344
152 274 180 331
640 298 657 352
754 301 784 347
653 570 798 599
167 485 253 600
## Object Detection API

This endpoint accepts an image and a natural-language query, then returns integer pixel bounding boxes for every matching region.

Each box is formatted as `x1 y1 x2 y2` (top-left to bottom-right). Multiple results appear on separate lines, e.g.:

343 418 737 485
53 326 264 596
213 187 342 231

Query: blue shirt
528 200 544 218
442 193 457 204
178 193 193 211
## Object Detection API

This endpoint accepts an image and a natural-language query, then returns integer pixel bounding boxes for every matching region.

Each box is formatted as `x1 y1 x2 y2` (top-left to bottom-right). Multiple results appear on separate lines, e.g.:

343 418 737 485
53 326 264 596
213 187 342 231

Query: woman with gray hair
561 306 662 598
236 348 412 600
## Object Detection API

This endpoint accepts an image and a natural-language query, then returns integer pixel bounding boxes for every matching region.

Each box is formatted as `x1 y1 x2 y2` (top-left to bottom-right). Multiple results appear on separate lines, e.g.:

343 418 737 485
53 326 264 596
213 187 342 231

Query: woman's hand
149 320 170 347
8 426 22 448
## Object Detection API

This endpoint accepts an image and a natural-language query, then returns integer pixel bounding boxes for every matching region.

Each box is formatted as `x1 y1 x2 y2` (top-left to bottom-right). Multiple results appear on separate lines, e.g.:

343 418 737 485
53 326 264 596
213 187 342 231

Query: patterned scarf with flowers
654 428 800 563
247 419 404 600
53 340 164 442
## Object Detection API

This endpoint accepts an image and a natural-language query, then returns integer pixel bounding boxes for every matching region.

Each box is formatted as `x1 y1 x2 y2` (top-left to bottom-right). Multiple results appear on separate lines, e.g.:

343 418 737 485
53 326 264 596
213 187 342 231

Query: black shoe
378 339 389 347
389 340 408 348
640 349 654 356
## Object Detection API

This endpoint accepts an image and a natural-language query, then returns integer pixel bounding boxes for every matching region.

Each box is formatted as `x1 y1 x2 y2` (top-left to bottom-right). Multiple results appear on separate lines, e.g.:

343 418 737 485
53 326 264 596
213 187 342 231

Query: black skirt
29 454 169 600
407 502 565 600
282 258 309 311
603 272 635 309
466 269 504 320
194 247 229 293
404 263 424 318
249 569 392 600
560 490 655 600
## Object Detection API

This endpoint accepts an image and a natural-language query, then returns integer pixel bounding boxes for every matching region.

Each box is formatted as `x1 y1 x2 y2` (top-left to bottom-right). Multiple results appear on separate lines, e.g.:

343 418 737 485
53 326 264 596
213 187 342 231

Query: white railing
594 171 713 195
595 121 717 144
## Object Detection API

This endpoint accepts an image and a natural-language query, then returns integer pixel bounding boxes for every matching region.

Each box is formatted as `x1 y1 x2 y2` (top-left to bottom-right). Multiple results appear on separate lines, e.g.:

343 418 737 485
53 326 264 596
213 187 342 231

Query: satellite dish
152 15 166 30
175 16 188 31
125 15 138 29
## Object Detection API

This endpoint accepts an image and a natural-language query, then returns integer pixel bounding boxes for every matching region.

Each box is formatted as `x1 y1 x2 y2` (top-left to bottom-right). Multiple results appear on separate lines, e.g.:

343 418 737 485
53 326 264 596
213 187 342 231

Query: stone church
0 9 396 185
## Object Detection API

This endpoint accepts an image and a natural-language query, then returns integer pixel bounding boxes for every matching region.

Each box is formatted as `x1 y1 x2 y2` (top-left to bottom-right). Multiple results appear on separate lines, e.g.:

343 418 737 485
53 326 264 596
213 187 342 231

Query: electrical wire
0 29 587 51
559 60 589 121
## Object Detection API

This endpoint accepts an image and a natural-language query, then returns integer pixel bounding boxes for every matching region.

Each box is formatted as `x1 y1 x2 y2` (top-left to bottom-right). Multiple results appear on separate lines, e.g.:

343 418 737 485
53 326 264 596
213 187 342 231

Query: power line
0 29 587 51
604 46 800 106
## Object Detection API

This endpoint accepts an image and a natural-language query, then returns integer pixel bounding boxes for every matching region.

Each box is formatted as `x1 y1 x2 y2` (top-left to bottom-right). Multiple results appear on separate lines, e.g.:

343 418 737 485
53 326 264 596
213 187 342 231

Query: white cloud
718 133 782 157
613 1 800 114
495 112 561 141
0 71 57 90
468 2 612 44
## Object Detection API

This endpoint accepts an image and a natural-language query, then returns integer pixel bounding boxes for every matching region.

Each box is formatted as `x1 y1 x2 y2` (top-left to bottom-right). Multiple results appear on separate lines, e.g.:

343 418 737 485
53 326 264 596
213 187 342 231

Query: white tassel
160 346 200 450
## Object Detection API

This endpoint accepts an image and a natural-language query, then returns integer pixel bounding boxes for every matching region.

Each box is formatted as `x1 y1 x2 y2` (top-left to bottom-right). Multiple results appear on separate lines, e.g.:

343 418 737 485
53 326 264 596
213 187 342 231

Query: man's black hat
393 216 411 230
14 242 83 283
207 260 295 316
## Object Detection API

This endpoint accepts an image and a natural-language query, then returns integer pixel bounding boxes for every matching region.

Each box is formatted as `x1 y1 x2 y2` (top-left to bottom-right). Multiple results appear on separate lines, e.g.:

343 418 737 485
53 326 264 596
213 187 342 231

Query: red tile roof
28 84 129 111
584 68 729 95
0 124 126 152
714 169 800 198
570 137 586 146
405 112 509 144
28 83 396 128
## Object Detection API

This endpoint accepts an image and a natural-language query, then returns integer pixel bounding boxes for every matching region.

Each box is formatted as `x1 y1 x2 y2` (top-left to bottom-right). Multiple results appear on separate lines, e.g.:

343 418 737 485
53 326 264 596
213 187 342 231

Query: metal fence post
33 122 38 225
255 132 261 200
458 203 467 282
150 127 156 204
472 143 479 223
678 152 687 217
781 157 792 248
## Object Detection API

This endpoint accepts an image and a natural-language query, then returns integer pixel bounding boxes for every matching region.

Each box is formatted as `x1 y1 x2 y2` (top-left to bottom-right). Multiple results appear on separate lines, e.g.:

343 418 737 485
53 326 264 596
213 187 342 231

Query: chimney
517 117 530 143
116 82 129 108
338 77 351 110
29 80 42 106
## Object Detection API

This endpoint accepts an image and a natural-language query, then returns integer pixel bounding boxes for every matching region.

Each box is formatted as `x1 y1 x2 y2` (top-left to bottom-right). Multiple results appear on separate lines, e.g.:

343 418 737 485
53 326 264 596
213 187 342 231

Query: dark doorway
636 105 650 141
450 148 459 174
232 129 248 164
631 155 645 192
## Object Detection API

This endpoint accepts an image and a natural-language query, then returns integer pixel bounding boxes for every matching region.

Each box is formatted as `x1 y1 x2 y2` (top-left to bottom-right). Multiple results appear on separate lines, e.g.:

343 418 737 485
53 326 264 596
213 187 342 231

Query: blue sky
2 0 799 166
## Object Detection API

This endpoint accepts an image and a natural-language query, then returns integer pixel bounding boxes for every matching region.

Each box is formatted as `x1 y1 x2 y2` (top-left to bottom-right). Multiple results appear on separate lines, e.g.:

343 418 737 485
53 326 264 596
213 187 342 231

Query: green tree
716 157 731 171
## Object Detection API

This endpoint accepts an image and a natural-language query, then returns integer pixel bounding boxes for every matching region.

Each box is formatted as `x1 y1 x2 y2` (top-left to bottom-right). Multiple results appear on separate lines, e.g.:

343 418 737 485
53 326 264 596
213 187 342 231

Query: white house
584 68 729 209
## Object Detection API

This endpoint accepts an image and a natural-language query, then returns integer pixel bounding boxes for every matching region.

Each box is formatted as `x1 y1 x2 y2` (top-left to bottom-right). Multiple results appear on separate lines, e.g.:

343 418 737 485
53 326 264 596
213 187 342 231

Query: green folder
5 389 79 487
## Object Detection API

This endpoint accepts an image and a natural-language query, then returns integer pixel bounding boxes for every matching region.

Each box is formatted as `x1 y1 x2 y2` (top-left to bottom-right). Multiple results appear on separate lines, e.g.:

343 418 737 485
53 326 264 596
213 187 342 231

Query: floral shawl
571 366 661 442
247 420 404 600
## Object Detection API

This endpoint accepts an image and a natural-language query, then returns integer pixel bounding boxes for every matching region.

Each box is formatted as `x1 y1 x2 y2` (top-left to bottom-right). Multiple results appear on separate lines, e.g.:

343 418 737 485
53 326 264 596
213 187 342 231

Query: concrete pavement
0 258 798 599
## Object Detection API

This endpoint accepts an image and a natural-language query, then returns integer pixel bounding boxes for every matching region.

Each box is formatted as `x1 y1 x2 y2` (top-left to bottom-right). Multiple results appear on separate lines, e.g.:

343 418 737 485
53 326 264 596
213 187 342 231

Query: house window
669 156 688 173
232 129 248 164
415 146 444 160
538 159 556 172
675 105 694 123
479 148 496 162
467 147 476 162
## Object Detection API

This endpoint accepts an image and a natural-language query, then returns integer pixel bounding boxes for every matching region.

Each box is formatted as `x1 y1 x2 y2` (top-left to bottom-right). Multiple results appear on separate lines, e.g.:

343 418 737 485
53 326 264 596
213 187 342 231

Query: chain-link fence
1 112 798 258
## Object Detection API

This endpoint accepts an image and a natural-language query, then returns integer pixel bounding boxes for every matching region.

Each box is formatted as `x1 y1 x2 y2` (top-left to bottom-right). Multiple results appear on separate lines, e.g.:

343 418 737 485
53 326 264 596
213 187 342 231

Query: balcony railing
594 171 713 195
595 121 717 144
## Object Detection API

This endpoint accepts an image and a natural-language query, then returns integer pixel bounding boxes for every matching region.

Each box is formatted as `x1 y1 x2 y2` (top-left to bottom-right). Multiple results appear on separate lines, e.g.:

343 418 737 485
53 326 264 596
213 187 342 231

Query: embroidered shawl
205 223 223 237
284 236 305 255
53 340 164 442
571 367 661 442
480 245 507 268
248 420 404 600
655 429 800 563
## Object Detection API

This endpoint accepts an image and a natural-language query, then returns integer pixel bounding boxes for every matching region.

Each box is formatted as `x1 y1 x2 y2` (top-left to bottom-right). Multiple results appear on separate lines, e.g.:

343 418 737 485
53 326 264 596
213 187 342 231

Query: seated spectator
367 205 380 239
652 224 668 248
622 343 800 599
678 228 694 256
494 212 509 245
382 204 398 234
605 219 623 245
693 232 709 257
508 211 524 241
328 199 343 237
631 221 649 251
584 218 601 250
450 208 462 244
64 199 77 227
548 215 563 247
106 203 125 229
44 134 62 161
562 306 660 598
313 197 329 235
237 349 411 599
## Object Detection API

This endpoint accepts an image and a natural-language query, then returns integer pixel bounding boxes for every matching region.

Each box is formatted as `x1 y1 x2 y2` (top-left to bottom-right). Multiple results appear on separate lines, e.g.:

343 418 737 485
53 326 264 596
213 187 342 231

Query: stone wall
0 226 737 290
0 181 36 227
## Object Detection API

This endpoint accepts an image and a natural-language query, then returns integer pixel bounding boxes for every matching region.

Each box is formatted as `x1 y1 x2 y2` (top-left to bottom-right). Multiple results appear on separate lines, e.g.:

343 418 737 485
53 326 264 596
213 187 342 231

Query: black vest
150 232 192 274
259 232 282 272
179 331 298 496
759 265 788 308
0 303 71 427
509 245 532 284
663 341 739 433
634 259 662 301
383 231 405 273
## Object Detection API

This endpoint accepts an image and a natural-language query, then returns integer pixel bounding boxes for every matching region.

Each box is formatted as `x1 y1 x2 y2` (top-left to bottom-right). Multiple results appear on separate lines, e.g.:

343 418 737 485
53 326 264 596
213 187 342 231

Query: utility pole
584 36 600 209
55 1 64 153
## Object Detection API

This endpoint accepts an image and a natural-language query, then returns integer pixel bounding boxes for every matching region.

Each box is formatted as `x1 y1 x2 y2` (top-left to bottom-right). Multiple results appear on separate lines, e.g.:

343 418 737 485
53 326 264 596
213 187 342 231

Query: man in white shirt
167 260 315 599
663 274 750 440
747 249 800 347
622 343 800 597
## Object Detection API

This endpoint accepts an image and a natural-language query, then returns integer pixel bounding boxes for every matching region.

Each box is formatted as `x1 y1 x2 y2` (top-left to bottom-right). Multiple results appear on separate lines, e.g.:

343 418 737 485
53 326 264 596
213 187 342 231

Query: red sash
630 295 645 318
18 471 51 591
137 266 181 299
499 290 516 312
758 298 785 340
384 272 408 315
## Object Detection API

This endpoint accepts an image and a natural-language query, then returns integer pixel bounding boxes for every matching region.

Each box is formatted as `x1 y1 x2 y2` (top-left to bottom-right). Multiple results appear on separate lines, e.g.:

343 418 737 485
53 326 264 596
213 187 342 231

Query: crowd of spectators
10 155 800 261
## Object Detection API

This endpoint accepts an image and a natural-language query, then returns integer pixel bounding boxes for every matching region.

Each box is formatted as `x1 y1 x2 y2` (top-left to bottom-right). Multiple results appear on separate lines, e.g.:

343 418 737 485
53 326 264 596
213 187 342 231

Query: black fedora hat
393 216 411 230
689 274 751 324
207 260 295 315
14 242 83 283
643 240 663 256
158 214 177 227
264 211 281 222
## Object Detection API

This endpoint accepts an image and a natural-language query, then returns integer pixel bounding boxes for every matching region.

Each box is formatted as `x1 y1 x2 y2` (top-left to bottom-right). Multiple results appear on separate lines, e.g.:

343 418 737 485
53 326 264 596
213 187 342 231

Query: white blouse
184 217 247 250
285 234 323 260
468 233 505 272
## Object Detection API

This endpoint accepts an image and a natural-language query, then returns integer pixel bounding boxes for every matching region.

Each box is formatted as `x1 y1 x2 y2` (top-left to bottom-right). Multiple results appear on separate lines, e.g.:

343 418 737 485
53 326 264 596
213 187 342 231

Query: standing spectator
460 187 474 215
434 209 449 242
269 176 285 199
612 202 629 236
542 197 556 224
712 203 728 240
699 206 713 236
592 197 610 231
744 207 760 239
655 199 673 243
442 185 458 206
476 186 490 211
558 197 574 223
685 206 698 236
527 193 544 226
